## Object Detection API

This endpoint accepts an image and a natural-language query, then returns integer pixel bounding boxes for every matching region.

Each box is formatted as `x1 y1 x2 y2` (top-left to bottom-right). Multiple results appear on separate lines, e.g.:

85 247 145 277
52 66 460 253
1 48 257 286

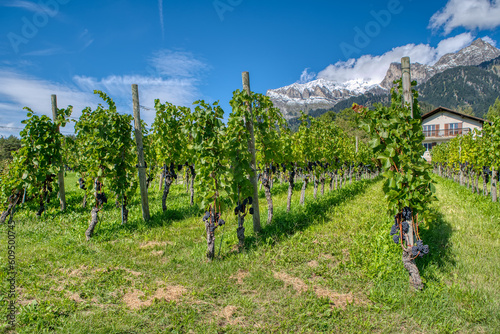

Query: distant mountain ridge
418 61 500 118
267 38 500 120
380 38 500 89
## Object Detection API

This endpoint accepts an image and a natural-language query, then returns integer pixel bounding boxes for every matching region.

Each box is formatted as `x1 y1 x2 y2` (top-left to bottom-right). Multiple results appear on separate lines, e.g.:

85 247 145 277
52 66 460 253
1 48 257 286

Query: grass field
1 173 499 333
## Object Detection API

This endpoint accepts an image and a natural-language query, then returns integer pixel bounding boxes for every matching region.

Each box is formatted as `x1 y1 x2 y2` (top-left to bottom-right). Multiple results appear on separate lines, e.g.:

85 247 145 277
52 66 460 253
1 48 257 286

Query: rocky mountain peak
380 38 500 89
268 38 500 119
433 38 500 71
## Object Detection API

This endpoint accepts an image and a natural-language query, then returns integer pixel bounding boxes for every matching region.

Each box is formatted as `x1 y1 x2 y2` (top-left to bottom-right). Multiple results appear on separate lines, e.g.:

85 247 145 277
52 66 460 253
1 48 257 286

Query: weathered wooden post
132 84 150 221
242 72 261 233
401 57 413 118
401 56 423 290
492 167 498 202
51 95 66 211
401 57 414 247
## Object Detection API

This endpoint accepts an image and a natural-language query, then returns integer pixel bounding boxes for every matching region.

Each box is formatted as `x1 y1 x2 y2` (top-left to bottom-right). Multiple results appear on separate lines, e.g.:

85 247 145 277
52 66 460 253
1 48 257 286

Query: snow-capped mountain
267 78 386 119
268 39 500 119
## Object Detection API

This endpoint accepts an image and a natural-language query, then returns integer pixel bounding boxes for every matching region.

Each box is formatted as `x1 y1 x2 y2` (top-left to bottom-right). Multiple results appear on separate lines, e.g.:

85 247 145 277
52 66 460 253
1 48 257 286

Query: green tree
320 107 369 143
486 97 500 121
74 91 136 239
151 101 190 212
456 104 475 116
356 79 436 290
0 135 21 161
252 93 285 223
185 100 229 259
1 106 72 220
226 89 256 247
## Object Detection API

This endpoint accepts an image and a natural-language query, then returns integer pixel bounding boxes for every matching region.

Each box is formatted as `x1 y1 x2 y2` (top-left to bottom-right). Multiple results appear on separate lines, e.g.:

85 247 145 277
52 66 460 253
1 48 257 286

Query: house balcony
423 127 471 138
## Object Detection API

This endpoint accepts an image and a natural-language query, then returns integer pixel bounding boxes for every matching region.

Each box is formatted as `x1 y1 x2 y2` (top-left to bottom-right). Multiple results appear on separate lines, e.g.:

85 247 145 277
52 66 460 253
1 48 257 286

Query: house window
449 123 461 136
423 142 437 151
423 125 436 137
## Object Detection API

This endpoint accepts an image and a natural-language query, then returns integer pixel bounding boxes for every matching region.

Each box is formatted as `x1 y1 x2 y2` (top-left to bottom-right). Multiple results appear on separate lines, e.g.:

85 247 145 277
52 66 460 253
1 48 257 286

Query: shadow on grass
417 209 454 276
145 203 202 229
91 200 202 241
241 177 380 254
258 177 337 199
259 180 300 199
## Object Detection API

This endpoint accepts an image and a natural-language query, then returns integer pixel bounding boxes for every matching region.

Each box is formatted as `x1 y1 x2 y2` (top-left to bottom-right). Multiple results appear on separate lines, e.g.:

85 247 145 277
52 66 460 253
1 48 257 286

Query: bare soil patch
313 286 371 309
222 305 245 326
273 271 308 293
307 260 319 268
230 269 249 285
68 292 85 303
151 250 164 256
122 285 187 309
139 241 168 249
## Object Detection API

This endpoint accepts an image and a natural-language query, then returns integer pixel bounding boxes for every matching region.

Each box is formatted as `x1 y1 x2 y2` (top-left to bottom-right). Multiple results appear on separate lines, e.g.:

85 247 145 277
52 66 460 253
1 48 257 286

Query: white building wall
421 110 485 162
422 112 483 131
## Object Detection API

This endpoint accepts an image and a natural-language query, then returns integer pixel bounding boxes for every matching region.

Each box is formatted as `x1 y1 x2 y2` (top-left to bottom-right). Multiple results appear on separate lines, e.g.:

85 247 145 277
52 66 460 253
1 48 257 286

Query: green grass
0 173 499 333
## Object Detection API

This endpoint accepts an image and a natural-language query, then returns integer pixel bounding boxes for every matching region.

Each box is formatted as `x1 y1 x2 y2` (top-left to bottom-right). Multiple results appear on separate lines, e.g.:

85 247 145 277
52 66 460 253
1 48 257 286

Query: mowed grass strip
0 173 499 333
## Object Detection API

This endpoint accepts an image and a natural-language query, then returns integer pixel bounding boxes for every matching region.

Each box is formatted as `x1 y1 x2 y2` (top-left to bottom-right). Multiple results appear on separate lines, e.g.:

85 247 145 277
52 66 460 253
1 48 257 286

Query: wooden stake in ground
401 56 423 290
132 84 150 221
401 57 414 247
492 167 498 202
242 72 261 233
51 95 66 212
401 57 413 119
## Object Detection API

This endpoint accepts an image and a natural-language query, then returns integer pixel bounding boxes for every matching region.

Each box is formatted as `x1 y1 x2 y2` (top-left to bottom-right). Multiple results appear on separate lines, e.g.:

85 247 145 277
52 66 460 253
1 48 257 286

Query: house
421 107 487 162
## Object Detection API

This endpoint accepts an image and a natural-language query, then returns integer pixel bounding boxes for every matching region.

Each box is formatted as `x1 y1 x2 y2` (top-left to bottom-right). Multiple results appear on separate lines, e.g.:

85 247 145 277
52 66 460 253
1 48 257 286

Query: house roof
421 106 487 124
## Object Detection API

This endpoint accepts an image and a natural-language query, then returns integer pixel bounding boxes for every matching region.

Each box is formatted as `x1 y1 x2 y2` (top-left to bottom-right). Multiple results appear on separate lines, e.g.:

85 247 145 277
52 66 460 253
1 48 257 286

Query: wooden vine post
492 167 498 202
401 57 414 247
401 57 413 119
51 94 66 211
132 84 150 221
242 72 261 233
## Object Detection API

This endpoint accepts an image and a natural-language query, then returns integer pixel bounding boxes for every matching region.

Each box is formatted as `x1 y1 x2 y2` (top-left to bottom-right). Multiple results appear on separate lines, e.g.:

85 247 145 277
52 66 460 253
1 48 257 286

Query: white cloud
0 49 208 136
298 68 317 83
149 50 207 78
434 32 476 58
2 0 68 18
73 50 208 124
0 69 98 137
482 35 497 47
429 0 500 34
2 0 48 14
316 33 474 85
73 75 199 125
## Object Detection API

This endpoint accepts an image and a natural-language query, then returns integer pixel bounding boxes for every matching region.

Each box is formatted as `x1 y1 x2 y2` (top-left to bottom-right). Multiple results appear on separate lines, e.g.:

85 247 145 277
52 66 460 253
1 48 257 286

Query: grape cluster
390 219 406 244
483 166 491 184
281 163 287 173
96 193 107 206
402 206 412 221
203 211 225 232
306 161 318 172
411 240 429 257
164 163 178 179
78 177 86 190
390 209 430 258
234 196 253 215
390 209 411 245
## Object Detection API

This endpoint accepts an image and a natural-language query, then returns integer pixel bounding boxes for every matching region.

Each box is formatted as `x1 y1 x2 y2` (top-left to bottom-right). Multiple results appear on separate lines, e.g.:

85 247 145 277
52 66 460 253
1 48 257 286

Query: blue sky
1 0 500 136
